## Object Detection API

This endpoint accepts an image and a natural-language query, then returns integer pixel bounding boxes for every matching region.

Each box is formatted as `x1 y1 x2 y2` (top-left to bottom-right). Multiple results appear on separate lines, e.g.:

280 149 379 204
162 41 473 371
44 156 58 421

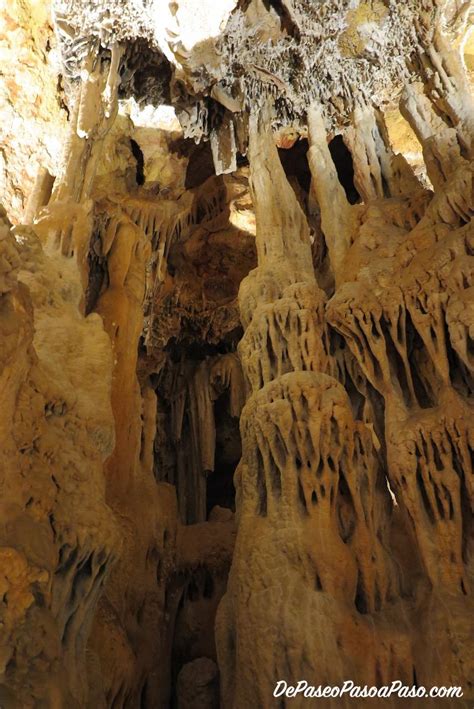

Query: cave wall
217 99 474 705
0 0 473 707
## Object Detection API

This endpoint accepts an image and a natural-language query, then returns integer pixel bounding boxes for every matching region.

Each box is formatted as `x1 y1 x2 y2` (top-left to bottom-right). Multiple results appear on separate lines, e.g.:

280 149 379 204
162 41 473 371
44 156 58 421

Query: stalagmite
0 0 473 706
217 111 404 707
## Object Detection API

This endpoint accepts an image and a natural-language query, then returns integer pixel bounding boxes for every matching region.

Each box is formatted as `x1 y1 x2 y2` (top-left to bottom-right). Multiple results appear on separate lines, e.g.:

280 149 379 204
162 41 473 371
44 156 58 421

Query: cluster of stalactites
326 173 473 597
52 0 452 180
240 371 396 611
318 39 474 598
166 353 245 523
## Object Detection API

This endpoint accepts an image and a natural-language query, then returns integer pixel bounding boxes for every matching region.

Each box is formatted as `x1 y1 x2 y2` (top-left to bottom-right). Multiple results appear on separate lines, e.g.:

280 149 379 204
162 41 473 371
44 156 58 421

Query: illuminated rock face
0 0 67 223
0 0 473 707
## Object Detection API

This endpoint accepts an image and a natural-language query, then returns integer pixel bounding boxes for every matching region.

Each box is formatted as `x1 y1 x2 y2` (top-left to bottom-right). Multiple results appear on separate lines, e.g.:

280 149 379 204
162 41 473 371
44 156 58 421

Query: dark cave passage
130 138 145 185
328 135 360 204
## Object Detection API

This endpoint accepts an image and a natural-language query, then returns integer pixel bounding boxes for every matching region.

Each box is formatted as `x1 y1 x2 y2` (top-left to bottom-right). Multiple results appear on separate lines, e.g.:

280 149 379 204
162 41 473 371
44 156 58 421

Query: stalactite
167 354 245 524
210 114 237 176
23 168 55 224
42 43 123 281
306 104 354 284
343 103 395 202
400 82 464 189
53 45 122 205
416 29 474 157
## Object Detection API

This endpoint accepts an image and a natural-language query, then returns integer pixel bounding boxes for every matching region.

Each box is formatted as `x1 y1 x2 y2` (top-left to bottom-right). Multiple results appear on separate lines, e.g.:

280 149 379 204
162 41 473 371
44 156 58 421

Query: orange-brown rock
0 0 473 707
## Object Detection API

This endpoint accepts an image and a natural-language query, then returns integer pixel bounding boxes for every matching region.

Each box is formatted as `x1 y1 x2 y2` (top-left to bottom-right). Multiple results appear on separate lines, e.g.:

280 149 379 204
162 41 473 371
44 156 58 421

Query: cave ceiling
53 0 471 143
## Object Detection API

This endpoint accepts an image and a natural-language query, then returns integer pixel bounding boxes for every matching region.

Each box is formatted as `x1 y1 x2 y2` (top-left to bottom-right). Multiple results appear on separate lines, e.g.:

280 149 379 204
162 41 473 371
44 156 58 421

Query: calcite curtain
0 0 473 706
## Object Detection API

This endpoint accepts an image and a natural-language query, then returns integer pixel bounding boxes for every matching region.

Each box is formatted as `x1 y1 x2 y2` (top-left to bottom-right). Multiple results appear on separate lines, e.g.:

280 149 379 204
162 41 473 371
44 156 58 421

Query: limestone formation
0 0 473 707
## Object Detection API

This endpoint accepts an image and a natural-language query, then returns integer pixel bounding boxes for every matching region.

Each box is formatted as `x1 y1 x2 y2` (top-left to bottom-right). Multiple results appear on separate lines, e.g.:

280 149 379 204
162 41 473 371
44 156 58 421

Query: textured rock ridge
0 201 119 706
0 0 473 707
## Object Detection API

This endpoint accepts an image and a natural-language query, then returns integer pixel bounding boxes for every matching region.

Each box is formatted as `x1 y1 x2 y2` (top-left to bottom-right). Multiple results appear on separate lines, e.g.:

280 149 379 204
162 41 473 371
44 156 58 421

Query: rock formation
0 0 473 707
